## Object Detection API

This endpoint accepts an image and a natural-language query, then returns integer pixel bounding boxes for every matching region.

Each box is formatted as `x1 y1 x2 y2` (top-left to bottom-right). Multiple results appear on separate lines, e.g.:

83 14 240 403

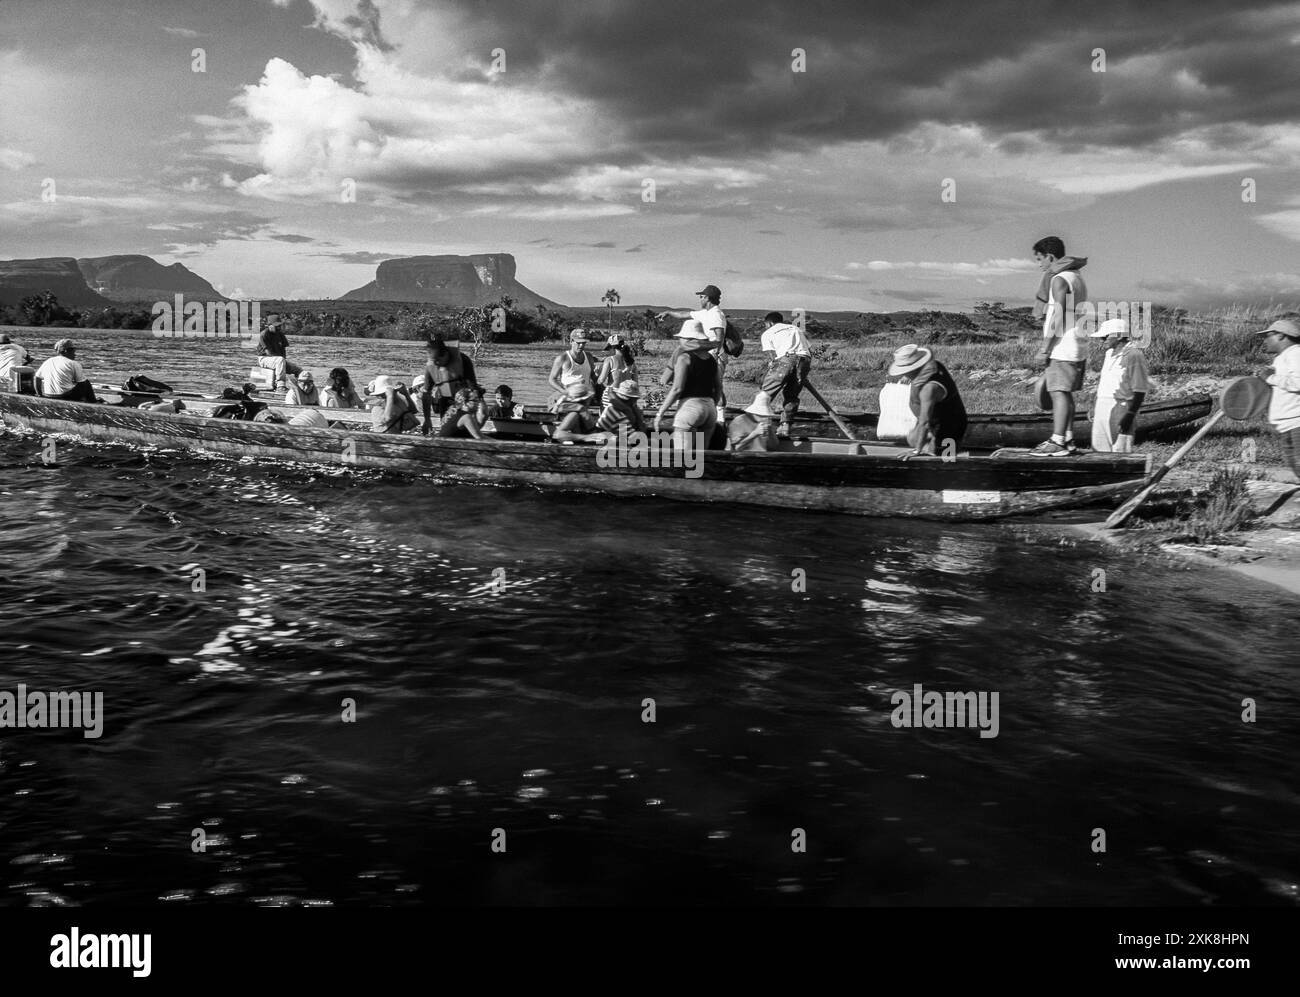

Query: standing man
547 329 597 403
255 313 302 391
419 336 480 434
1028 236 1088 456
657 283 728 403
758 311 813 438
1089 318 1152 453
1256 315 1300 482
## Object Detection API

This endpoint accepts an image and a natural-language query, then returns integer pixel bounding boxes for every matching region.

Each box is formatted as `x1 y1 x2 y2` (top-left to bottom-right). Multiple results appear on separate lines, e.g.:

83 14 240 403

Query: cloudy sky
2 0 1299 310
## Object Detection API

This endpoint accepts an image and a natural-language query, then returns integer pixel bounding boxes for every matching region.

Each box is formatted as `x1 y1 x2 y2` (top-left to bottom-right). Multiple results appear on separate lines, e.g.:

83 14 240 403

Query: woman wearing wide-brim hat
654 320 723 450
885 343 967 459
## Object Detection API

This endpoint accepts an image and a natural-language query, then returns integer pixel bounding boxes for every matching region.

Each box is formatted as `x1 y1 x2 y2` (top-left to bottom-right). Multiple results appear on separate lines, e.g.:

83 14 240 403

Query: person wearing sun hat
727 390 780 451
364 374 418 434
592 378 648 439
1089 317 1152 453
1256 314 1300 480
885 342 966 458
654 319 724 450
284 369 321 406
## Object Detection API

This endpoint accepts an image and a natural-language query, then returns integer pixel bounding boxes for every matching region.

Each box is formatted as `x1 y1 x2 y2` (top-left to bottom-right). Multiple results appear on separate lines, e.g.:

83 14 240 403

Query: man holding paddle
758 311 813 439
1257 315 1300 481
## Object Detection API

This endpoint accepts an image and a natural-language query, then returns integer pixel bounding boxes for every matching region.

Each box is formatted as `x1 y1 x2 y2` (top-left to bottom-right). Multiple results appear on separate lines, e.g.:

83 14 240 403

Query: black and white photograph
0 0 1296 971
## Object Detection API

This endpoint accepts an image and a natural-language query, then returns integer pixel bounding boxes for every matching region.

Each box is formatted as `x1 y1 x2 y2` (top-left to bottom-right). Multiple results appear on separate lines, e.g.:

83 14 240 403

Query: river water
1 329 1297 905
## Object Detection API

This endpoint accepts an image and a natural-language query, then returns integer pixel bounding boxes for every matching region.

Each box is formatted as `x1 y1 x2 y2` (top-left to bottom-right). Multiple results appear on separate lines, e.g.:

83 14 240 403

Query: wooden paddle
1103 376 1271 529
802 378 857 441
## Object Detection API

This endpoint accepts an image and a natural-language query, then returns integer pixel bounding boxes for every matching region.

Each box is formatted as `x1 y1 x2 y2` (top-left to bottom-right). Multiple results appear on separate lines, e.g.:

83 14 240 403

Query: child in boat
321 368 366 409
1029 236 1088 456
284 370 321 406
1089 318 1152 452
484 384 523 420
1256 315 1300 481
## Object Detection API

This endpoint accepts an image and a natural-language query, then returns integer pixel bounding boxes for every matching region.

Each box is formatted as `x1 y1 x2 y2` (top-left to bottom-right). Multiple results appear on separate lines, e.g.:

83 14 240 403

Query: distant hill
0 257 110 309
341 254 562 309
77 255 226 302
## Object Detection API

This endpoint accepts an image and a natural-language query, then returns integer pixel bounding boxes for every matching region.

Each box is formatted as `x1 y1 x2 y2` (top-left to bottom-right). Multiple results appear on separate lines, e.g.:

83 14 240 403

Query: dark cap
696 284 721 300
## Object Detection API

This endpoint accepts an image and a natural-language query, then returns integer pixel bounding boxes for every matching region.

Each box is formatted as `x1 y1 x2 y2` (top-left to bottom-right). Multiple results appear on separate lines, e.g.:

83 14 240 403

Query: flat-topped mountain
341 254 562 308
77 255 226 302
0 257 110 309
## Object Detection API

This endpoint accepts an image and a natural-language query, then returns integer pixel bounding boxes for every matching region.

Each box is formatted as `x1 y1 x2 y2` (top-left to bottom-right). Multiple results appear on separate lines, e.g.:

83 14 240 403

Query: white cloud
848 258 1038 277
161 26 203 39
0 147 35 171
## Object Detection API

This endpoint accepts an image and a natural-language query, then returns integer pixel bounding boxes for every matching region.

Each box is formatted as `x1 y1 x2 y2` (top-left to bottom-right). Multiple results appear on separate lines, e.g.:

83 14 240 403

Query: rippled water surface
1 331 1297 905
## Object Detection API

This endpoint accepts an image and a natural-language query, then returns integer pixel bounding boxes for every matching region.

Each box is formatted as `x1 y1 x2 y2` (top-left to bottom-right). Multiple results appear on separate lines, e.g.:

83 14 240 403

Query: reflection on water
1 330 1298 904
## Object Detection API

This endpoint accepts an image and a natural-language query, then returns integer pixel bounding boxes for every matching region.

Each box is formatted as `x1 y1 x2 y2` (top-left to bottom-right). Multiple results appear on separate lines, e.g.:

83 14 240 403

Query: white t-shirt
1096 345 1152 402
0 342 26 384
691 305 726 345
1268 343 1300 433
36 355 86 396
1044 271 1088 362
760 322 811 358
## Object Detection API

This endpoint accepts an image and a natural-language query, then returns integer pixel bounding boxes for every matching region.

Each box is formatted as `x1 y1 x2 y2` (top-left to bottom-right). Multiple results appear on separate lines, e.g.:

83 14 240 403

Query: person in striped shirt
553 379 646 443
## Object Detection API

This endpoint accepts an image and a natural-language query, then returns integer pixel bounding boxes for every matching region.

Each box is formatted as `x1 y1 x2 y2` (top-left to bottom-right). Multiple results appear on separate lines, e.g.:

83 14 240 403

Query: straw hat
675 319 710 341
1090 318 1130 339
744 390 777 417
887 344 932 376
612 378 641 398
366 375 395 395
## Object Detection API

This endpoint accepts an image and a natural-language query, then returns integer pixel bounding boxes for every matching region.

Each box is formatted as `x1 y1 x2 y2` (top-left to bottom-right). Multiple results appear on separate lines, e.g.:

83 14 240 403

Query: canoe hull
1 393 1152 521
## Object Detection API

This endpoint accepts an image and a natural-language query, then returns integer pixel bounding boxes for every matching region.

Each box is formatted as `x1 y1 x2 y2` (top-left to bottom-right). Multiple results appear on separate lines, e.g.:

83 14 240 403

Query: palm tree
601 288 620 333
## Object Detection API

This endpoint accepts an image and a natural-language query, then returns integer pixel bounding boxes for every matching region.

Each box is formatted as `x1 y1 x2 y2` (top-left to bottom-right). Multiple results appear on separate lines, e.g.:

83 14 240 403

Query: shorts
1044 359 1084 393
1281 426 1300 478
673 397 717 445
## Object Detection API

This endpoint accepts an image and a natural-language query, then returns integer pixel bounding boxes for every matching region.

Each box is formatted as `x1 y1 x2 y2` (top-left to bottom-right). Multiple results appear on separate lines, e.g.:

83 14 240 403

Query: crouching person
759 311 813 438
364 375 419 433
886 344 967 459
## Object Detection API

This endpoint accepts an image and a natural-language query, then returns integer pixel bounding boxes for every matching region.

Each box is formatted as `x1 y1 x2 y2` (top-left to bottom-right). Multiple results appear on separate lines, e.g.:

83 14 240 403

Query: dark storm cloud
438 0 1300 156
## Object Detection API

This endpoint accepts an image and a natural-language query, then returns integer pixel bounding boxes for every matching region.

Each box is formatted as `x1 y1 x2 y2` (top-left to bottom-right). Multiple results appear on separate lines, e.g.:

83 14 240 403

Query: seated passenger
727 391 779 451
438 388 487 439
321 367 366 409
484 384 523 420
550 382 600 442
285 370 321 406
557 378 646 443
0 334 32 392
35 340 99 402
364 375 419 434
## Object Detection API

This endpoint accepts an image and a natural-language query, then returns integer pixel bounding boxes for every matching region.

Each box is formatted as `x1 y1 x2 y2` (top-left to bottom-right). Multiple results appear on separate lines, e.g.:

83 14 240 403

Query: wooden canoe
1 392 1154 521
93 384 1213 449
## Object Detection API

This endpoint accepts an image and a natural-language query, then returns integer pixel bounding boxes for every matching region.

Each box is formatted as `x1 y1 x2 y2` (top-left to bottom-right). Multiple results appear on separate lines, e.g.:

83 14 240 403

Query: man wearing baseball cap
547 328 597 405
656 284 729 401
1088 317 1152 452
1256 315 1300 480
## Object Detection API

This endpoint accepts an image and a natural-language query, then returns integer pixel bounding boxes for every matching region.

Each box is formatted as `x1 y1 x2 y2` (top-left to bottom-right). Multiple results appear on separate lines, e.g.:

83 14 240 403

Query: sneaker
1030 440 1070 457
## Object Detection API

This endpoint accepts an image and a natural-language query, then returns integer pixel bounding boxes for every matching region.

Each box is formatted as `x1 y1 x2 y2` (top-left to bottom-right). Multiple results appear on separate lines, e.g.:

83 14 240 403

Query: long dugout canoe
0 393 1154 521
96 385 1213 449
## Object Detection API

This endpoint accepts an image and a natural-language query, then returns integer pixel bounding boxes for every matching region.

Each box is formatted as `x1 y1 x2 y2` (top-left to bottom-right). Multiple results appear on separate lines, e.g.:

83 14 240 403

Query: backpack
722 321 744 358
125 374 174 394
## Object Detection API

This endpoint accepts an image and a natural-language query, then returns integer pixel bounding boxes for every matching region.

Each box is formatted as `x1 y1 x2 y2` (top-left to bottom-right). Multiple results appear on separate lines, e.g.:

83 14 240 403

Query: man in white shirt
1256 316 1300 482
0 334 31 392
1088 317 1152 452
656 283 729 403
1028 236 1088 456
758 311 813 437
35 339 98 402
